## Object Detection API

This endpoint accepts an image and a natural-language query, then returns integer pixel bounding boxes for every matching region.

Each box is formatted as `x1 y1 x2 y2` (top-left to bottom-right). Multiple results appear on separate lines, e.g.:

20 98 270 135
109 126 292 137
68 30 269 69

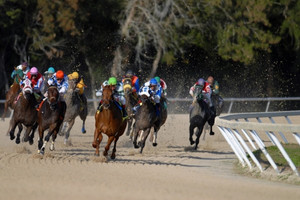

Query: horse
92 85 127 159
59 79 88 144
37 86 66 155
123 77 138 138
2 70 23 121
189 86 215 150
132 89 162 153
9 79 38 145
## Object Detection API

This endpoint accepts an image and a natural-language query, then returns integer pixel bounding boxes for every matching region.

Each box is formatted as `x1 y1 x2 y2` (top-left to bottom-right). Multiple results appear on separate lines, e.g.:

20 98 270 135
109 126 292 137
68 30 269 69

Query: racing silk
11 65 30 80
96 80 126 105
212 80 220 95
189 81 213 107
139 81 162 104
76 79 86 95
47 73 69 95
21 71 44 93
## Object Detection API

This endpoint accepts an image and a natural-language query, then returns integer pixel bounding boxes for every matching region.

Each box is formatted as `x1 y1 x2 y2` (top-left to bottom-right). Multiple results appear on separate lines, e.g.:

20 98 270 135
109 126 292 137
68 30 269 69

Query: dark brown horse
37 86 66 154
92 85 127 159
59 79 88 144
9 79 38 145
123 77 138 138
132 92 161 153
2 71 23 120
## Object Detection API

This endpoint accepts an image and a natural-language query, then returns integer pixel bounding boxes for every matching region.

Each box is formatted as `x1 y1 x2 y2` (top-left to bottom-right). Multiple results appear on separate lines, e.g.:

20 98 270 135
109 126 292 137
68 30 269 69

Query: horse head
193 85 203 104
139 86 153 104
48 86 59 110
102 85 113 109
123 78 132 95
22 79 33 97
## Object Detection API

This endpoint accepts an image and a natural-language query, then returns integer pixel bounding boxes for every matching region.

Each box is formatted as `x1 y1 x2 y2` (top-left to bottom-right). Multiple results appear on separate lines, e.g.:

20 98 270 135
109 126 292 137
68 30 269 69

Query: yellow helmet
72 72 79 79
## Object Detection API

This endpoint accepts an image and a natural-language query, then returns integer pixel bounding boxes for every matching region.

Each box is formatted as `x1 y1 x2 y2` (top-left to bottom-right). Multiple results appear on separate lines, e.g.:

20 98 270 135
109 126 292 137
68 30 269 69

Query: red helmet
56 70 64 79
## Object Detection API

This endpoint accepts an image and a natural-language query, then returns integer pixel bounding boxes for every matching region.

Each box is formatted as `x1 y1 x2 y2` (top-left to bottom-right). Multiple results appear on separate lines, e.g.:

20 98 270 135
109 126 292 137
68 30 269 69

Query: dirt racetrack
1 114 299 200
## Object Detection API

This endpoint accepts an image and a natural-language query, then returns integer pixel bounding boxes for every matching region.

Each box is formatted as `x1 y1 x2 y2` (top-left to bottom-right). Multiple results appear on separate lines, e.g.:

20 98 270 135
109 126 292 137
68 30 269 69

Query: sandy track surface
0 114 299 200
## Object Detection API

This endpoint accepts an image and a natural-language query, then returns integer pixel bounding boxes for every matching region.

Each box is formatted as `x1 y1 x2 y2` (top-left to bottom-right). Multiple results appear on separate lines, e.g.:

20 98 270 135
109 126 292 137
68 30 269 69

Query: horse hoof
94 153 100 157
81 128 86 134
16 138 20 144
29 139 34 145
10 134 15 141
210 131 215 135
153 143 157 147
190 140 195 145
111 155 116 160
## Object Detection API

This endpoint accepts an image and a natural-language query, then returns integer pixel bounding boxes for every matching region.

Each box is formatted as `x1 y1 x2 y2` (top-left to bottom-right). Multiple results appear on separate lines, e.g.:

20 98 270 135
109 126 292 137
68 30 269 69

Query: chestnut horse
93 85 127 159
2 71 23 120
59 79 88 144
123 77 138 138
37 86 66 154
9 79 38 145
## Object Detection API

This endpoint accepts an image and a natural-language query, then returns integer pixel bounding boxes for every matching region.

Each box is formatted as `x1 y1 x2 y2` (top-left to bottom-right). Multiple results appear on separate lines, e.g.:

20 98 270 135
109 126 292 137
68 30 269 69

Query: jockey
21 67 44 98
96 77 127 118
154 76 167 97
135 78 162 116
68 71 87 106
47 70 69 101
122 70 140 98
189 78 214 115
11 62 30 81
44 67 56 80
207 75 224 114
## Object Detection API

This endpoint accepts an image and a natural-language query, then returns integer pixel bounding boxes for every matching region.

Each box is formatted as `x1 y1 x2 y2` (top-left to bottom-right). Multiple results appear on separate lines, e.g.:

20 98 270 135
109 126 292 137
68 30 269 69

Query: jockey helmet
30 67 38 75
125 70 133 78
150 78 157 86
197 78 205 86
72 72 79 79
108 77 117 85
56 70 64 79
154 76 160 84
207 76 214 85
48 67 55 74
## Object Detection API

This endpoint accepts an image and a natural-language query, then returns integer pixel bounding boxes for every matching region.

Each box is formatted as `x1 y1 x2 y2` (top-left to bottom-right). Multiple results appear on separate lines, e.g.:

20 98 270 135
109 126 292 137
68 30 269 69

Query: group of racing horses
3 75 222 159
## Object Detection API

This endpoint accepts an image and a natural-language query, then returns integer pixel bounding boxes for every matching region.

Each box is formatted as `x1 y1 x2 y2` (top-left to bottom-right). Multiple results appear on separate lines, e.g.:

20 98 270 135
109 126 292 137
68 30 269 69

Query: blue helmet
48 67 55 74
150 78 157 86
197 78 205 86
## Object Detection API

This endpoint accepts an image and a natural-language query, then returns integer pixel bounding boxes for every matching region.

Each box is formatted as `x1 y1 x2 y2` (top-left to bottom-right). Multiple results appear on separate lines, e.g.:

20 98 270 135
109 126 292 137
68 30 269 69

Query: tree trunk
85 57 98 112
149 47 162 79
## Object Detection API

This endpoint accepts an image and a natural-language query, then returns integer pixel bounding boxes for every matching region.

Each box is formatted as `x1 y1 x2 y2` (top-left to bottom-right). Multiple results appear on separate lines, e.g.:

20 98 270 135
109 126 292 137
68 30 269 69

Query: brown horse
2 71 23 120
9 79 38 145
92 85 127 159
37 86 66 155
123 77 138 138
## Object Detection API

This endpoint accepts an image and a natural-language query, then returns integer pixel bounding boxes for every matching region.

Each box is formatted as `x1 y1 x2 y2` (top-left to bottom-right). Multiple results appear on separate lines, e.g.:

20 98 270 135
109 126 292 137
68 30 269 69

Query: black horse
9 79 38 145
132 93 161 153
189 86 215 150
37 86 66 154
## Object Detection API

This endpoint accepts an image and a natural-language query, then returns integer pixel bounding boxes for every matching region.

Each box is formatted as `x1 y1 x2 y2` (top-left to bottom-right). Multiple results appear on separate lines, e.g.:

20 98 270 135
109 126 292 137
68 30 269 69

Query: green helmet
154 76 160 84
108 77 117 85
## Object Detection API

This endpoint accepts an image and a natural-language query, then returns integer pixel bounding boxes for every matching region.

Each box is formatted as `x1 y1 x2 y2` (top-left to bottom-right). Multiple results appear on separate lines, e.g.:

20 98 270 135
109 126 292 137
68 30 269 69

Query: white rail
215 111 300 176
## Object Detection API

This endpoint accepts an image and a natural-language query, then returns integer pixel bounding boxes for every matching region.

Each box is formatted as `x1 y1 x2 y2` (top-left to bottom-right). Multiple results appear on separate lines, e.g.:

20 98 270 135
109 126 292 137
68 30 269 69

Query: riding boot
132 100 142 113
155 103 160 116
122 105 128 119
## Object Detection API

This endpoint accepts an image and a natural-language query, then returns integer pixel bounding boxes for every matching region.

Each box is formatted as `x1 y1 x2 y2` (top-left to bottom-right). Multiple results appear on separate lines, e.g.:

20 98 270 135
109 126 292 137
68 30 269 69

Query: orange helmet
56 70 64 79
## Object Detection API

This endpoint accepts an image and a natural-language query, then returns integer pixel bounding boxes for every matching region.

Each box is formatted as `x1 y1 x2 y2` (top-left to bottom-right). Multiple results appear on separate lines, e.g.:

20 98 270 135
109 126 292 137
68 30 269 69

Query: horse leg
152 127 158 147
59 121 68 136
126 119 132 136
28 122 38 145
92 129 102 156
1 101 9 121
132 126 139 149
22 126 32 143
15 123 23 144
9 118 18 141
129 121 135 141
195 125 204 150
104 136 114 157
81 119 86 134
140 128 151 154
111 136 120 159
64 119 75 145
50 128 59 151
189 124 195 145
38 126 45 154
40 129 54 154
